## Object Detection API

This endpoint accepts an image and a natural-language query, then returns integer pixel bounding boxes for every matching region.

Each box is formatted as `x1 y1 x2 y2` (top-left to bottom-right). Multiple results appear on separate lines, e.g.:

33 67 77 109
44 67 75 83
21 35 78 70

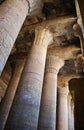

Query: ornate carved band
45 55 64 74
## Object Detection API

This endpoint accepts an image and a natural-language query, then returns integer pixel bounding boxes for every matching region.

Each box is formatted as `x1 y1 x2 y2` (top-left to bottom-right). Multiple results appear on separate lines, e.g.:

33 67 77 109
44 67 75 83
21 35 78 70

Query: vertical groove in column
0 59 25 130
4 27 53 130
0 0 28 75
38 55 64 130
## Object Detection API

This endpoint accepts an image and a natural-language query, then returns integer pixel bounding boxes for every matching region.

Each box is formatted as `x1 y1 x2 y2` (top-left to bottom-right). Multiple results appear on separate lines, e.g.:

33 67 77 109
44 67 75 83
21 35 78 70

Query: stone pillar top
58 76 70 95
58 74 80 88
45 54 64 74
58 86 69 95
33 26 53 47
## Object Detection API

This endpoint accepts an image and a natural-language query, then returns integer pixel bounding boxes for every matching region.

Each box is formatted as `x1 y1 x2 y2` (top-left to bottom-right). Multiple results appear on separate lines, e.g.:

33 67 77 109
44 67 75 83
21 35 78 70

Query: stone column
71 99 75 130
0 0 29 75
57 80 69 130
68 93 73 130
38 55 64 130
5 27 53 130
0 59 25 130
75 0 84 36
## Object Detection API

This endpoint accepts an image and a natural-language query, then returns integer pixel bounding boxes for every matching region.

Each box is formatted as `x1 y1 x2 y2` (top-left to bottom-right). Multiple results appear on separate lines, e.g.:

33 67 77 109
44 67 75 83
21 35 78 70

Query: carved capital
58 75 80 87
45 55 64 74
58 76 69 88
57 76 69 95
33 26 53 48
58 86 69 96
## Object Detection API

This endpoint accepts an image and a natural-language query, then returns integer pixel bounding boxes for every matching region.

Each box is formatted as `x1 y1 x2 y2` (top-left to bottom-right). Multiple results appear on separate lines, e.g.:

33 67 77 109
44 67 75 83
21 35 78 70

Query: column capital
45 55 64 74
58 75 79 88
58 86 69 96
33 26 53 48
58 76 69 95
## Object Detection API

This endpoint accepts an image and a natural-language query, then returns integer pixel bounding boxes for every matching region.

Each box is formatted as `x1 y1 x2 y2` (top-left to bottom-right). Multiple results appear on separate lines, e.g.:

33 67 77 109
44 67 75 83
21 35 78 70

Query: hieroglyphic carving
0 0 28 74
0 0 28 39
0 28 13 74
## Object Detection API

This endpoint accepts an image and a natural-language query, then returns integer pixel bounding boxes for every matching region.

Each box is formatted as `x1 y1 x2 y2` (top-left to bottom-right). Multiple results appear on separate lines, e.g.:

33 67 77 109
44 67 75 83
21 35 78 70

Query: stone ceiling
13 0 79 54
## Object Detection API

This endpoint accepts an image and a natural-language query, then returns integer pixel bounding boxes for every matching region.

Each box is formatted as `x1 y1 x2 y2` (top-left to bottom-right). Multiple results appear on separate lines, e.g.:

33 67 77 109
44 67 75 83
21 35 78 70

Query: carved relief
0 0 28 39
0 0 28 74
0 28 13 74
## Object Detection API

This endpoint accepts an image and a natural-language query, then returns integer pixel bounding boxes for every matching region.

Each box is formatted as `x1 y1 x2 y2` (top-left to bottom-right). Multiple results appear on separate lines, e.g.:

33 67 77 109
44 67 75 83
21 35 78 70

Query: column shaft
75 0 84 35
38 73 57 130
71 99 75 130
68 94 72 130
38 55 64 130
0 59 25 130
57 86 69 130
0 0 28 75
5 28 52 130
